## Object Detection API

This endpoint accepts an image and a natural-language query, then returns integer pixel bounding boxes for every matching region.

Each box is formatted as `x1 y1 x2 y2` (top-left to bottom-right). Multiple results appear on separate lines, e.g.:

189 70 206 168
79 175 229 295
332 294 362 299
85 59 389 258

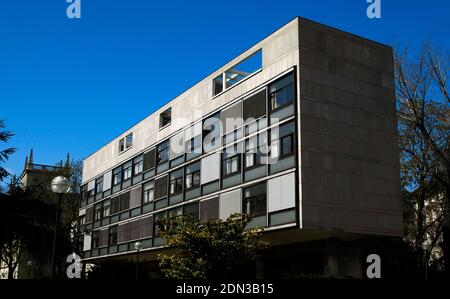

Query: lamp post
50 176 70 280
135 241 142 280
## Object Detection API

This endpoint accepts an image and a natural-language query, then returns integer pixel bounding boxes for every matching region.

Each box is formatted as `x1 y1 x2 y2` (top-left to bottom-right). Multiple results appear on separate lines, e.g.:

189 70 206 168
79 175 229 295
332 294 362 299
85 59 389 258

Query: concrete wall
297 19 402 236
82 18 300 184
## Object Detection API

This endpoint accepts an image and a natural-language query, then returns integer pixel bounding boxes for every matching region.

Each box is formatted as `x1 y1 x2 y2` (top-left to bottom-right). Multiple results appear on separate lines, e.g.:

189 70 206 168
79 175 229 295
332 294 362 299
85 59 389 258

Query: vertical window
92 231 100 249
169 169 183 196
213 74 224 96
123 161 132 181
95 177 103 194
222 144 241 176
110 196 120 215
270 121 295 160
143 149 156 171
143 181 155 204
125 133 133 149
153 212 166 236
94 203 103 221
157 141 170 164
119 133 133 153
113 167 121 186
203 113 221 153
185 161 201 191
103 199 111 217
243 182 267 218
108 226 117 246
245 132 268 168
281 135 293 157
119 192 130 211
269 74 294 111
133 155 143 175
155 176 168 199
79 215 86 225
159 108 172 128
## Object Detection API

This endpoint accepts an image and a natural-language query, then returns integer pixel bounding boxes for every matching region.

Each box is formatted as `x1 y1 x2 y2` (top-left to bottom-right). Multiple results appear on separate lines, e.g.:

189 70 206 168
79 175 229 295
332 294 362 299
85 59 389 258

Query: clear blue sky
1 0 449 181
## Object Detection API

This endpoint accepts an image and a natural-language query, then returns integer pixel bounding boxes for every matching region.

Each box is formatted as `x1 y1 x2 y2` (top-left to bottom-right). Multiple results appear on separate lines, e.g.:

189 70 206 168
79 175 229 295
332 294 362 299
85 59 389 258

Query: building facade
79 17 402 278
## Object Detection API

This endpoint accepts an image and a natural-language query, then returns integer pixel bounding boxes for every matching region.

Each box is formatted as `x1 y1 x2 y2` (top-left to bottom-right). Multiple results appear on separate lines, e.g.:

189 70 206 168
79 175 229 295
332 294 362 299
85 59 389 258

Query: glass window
157 141 170 164
203 113 221 153
269 74 294 111
133 155 143 175
113 167 121 186
94 203 103 221
183 202 199 219
79 215 85 225
119 139 125 153
125 133 133 149
243 182 266 218
281 135 293 157
103 200 110 217
143 181 155 204
169 170 183 195
245 132 268 168
153 212 167 236
95 177 103 194
159 108 172 128
123 161 132 180
109 226 117 246
225 50 262 89
222 144 241 176
92 231 100 249
213 74 224 96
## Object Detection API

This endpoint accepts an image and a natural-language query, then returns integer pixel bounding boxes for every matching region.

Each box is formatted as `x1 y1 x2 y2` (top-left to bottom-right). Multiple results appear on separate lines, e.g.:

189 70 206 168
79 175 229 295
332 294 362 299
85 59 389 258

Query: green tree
0 120 16 182
157 213 268 279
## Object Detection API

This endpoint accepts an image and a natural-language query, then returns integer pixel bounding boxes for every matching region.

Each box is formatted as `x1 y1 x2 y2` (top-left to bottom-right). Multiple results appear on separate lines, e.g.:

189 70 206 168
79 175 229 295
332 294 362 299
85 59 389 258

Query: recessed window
203 113 221 153
159 108 172 129
103 199 111 217
133 155 143 175
95 177 103 194
113 167 121 186
92 231 100 249
108 226 117 246
185 161 201 191
169 170 183 196
243 182 266 218
94 203 103 221
119 133 133 153
269 74 294 111
157 141 170 165
143 181 155 204
123 161 132 181
213 50 262 96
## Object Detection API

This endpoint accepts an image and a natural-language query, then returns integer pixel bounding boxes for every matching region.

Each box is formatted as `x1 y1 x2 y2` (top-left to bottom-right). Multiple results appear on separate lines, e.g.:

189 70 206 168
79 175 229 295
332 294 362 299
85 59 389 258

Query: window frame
159 108 172 129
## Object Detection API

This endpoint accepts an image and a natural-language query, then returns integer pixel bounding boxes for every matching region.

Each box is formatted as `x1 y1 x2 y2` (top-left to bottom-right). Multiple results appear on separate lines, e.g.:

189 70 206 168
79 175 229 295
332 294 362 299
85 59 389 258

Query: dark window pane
143 149 156 171
159 108 172 128
243 90 266 121
155 176 168 199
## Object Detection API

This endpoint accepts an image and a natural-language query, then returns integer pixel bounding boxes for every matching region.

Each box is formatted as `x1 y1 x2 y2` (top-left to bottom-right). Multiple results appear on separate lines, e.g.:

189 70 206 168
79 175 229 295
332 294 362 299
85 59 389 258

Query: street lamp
50 176 70 280
135 241 142 280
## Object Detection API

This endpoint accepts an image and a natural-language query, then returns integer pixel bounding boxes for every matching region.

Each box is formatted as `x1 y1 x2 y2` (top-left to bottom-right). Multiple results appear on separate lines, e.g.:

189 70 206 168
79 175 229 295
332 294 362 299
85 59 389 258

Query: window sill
159 123 171 131
118 146 133 156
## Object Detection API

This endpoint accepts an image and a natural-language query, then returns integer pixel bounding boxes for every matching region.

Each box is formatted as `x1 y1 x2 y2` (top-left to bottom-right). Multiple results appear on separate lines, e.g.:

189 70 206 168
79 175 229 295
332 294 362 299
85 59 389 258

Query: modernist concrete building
79 17 402 278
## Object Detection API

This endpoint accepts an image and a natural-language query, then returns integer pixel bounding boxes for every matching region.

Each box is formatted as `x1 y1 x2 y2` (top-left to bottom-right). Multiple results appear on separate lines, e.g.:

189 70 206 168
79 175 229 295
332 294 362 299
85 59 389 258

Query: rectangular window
222 144 241 177
119 192 130 211
245 132 268 168
118 133 133 153
281 135 293 157
113 167 121 186
92 231 100 249
169 169 183 196
243 182 266 218
133 155 143 175
270 121 295 159
143 181 155 204
123 161 132 181
110 196 120 214
169 178 183 195
155 176 168 199
183 202 199 219
243 89 266 122
269 74 294 111
95 177 103 194
157 141 170 164
213 74 224 96
203 113 221 153
79 215 85 225
103 199 111 217
143 149 156 171
153 211 167 236
108 226 117 246
185 161 200 191
159 108 172 129
94 203 103 221
225 50 262 89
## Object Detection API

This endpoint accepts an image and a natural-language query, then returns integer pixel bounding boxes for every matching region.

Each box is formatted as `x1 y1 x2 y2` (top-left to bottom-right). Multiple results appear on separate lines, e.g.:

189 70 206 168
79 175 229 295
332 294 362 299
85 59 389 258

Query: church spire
65 153 71 168
29 148 34 164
